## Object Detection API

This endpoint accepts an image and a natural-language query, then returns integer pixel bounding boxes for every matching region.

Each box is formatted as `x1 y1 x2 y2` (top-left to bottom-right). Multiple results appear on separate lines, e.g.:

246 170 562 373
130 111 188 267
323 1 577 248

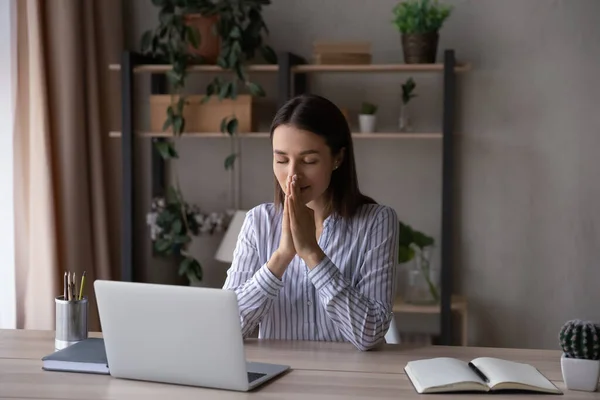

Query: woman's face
272 124 342 208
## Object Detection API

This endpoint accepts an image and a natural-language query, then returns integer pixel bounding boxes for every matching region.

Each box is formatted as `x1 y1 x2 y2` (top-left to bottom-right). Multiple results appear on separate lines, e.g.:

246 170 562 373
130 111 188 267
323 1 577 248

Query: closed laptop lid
94 280 250 391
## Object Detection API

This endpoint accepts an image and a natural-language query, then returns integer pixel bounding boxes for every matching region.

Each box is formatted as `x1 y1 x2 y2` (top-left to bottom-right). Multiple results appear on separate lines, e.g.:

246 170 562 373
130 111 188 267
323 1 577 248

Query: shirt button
307 301 312 306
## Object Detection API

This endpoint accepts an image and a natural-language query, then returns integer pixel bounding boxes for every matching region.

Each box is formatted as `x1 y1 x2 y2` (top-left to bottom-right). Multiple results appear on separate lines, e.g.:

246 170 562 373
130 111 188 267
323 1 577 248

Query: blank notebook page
406 357 484 390
471 357 557 391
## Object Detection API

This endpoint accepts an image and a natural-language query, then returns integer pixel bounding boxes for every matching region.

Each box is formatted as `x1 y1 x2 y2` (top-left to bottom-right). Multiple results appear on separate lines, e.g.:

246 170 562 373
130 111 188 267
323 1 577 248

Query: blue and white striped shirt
222 202 399 351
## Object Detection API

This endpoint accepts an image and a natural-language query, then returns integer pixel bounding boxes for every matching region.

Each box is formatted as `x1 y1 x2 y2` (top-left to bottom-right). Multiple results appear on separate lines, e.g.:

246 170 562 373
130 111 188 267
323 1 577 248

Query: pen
63 272 68 300
73 272 77 301
468 362 489 383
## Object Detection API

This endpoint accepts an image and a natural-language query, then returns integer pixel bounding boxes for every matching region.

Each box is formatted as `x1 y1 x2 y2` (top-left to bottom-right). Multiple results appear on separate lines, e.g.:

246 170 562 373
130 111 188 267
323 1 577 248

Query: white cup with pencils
55 271 88 351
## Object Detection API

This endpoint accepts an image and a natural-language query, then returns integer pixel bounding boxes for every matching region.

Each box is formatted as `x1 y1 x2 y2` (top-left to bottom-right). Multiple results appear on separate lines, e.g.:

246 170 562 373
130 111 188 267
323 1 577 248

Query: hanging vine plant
139 0 276 283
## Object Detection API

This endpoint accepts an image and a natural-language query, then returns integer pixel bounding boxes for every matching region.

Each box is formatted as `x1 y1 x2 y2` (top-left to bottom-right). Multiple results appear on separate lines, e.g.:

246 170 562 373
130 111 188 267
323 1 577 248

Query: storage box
312 40 372 65
150 94 254 134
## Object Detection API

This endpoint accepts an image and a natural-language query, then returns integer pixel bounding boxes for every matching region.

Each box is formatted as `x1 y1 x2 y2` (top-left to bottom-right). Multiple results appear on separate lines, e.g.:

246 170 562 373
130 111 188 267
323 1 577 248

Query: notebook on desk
404 357 562 394
41 338 109 375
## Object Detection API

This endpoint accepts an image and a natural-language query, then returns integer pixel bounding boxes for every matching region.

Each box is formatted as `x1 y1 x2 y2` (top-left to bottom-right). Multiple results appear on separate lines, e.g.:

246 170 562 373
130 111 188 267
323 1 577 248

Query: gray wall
121 0 600 350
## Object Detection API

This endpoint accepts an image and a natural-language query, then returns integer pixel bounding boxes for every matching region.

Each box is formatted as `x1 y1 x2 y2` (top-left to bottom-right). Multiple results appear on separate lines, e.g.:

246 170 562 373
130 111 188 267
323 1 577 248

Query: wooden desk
1 329 598 399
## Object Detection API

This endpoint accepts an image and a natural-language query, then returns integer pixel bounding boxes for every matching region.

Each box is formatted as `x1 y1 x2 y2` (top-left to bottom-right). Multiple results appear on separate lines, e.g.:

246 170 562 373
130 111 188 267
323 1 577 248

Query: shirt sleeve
307 206 399 351
222 208 284 338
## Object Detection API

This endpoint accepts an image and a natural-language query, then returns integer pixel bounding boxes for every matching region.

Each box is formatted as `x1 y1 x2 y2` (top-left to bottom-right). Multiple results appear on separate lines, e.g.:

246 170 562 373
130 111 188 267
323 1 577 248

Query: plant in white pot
358 102 378 133
559 319 600 392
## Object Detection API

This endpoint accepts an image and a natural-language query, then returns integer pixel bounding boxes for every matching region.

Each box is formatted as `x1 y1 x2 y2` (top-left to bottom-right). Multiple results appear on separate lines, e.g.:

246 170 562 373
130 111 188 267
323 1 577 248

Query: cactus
559 319 600 360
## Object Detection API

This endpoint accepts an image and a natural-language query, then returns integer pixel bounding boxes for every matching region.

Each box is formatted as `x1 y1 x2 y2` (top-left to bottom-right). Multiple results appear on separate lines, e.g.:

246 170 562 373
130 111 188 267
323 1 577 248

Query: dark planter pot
184 13 221 64
401 32 439 64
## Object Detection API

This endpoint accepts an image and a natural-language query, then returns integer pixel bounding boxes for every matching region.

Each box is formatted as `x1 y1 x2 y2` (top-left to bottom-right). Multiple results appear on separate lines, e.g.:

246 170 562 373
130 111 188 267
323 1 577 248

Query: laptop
94 280 290 391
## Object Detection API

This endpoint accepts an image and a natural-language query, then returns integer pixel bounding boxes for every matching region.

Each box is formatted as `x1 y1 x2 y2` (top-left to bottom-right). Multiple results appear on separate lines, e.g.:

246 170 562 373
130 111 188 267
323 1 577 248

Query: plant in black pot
392 0 452 64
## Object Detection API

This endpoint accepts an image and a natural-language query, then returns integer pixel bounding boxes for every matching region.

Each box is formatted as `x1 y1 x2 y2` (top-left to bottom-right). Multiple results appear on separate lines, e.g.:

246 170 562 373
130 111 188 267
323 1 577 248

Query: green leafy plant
401 77 417 104
559 319 600 360
147 188 231 283
140 0 275 281
204 0 277 168
360 102 378 115
392 0 452 34
398 221 439 302
141 0 276 168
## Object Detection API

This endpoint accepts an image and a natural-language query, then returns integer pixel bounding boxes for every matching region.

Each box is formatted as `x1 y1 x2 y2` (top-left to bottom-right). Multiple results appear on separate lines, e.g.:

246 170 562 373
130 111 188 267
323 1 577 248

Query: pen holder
55 295 88 351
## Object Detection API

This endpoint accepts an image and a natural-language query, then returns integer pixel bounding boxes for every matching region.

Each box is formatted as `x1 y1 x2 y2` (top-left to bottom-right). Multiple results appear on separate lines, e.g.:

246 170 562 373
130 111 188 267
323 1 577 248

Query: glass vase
404 249 440 305
399 102 412 132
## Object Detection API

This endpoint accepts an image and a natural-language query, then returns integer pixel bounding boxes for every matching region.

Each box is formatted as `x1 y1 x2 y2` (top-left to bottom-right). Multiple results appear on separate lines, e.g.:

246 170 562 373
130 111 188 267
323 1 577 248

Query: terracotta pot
183 13 220 64
401 32 439 64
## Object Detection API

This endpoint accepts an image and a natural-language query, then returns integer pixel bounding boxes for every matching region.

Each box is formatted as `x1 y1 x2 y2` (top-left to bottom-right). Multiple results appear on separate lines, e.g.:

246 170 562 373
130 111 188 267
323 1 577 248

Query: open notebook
405 357 562 394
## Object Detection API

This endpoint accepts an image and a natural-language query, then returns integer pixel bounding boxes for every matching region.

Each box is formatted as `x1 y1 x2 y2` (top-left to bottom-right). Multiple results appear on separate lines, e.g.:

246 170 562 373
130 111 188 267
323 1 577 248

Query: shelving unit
109 50 468 345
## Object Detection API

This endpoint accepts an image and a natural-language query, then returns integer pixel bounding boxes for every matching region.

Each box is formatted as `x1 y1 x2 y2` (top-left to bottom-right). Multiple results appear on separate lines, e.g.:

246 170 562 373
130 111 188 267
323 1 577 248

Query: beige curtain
14 0 123 332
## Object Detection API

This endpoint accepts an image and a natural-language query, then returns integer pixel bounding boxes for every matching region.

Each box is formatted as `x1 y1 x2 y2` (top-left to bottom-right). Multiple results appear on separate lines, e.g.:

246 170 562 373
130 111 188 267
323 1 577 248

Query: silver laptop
94 280 290 391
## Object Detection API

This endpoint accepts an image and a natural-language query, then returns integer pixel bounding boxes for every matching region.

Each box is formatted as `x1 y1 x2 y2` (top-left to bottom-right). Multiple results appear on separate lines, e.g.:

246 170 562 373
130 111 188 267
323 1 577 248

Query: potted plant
146 189 232 284
392 0 452 64
358 102 378 133
140 0 275 283
559 319 600 392
398 221 439 304
141 0 276 169
399 77 417 131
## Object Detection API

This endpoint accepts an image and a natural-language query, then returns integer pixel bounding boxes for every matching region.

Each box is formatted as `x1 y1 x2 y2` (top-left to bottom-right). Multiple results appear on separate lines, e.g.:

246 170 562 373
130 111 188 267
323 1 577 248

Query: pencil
67 272 72 301
78 271 86 300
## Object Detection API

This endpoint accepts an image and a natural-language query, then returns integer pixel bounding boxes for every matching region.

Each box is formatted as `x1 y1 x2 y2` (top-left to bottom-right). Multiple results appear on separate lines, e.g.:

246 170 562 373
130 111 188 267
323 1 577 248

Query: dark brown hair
269 94 376 218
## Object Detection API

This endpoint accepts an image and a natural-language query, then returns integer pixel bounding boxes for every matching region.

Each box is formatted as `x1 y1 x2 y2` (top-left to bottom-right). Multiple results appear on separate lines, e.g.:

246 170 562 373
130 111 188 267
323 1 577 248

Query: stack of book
312 41 372 65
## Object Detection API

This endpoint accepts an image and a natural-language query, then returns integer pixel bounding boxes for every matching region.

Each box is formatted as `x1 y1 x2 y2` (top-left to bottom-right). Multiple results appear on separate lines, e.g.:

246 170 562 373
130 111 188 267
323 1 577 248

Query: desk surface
1 329 598 399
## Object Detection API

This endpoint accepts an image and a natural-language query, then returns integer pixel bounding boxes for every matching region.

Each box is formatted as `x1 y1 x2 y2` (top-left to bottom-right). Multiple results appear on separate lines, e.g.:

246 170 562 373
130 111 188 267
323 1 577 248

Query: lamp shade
215 210 248 263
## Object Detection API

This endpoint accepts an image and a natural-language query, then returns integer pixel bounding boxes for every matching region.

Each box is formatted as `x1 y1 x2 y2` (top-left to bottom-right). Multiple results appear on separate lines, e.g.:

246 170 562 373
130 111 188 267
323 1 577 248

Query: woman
222 94 399 351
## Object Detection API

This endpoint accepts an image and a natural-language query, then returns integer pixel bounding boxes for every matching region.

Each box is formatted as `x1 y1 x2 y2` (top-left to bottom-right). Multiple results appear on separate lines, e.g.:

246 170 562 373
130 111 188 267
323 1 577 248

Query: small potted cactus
559 319 600 392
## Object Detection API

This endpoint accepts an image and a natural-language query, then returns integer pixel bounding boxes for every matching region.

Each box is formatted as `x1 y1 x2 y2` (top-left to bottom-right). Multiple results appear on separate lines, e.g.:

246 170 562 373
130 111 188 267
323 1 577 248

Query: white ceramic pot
561 353 600 392
358 114 376 133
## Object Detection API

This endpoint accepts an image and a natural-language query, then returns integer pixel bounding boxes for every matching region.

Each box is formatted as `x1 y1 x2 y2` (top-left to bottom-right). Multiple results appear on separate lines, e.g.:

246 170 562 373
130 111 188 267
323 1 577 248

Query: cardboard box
312 53 372 65
150 94 254 134
311 40 372 65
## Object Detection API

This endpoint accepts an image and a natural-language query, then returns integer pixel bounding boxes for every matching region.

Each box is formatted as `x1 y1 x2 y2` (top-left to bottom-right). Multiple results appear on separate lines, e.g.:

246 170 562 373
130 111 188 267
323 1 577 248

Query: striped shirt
222 202 399 351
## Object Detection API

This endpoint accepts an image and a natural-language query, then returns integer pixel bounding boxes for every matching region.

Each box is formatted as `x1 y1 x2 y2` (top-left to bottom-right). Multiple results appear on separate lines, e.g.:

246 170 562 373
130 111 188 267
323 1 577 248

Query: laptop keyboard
248 372 267 383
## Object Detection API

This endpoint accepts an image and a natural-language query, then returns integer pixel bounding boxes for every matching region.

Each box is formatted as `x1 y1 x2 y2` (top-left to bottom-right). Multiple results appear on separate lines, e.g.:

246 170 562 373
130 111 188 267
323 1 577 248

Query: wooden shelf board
352 132 442 139
109 131 442 139
292 63 471 73
108 64 278 73
108 62 471 74
109 131 237 138
393 294 467 314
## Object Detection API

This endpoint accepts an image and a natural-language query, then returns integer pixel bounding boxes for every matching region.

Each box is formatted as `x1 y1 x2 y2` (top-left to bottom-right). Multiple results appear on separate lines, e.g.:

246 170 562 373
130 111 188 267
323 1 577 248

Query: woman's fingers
288 187 296 227
291 174 299 203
